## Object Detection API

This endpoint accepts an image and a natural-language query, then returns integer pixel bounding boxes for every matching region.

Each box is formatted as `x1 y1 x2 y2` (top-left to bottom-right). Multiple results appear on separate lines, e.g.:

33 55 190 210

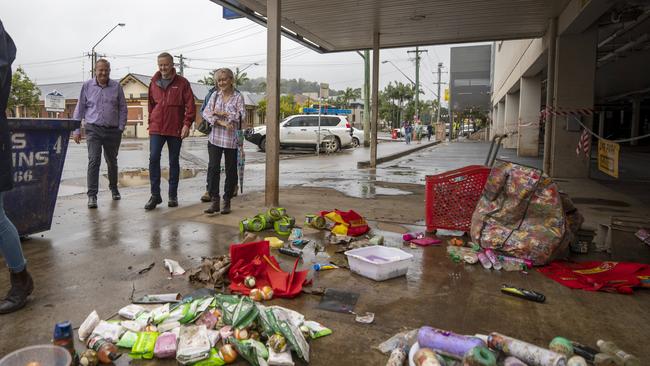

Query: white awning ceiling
213 0 570 52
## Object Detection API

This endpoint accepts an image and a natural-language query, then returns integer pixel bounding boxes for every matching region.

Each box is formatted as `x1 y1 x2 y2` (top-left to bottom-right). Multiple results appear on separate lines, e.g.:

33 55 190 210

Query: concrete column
550 27 597 178
504 92 520 148
631 98 641 146
518 75 542 156
496 100 505 135
598 111 605 138
265 0 281 206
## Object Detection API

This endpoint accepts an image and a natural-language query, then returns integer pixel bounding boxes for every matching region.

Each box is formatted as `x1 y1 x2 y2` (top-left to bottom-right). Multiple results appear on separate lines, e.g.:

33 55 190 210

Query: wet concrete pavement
1 138 650 364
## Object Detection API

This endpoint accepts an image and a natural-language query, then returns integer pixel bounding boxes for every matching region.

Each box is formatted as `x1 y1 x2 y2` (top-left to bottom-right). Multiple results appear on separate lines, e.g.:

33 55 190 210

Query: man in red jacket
145 52 196 210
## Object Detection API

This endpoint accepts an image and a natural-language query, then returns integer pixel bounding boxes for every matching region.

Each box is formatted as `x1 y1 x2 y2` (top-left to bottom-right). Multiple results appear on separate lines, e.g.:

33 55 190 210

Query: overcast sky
0 0 487 102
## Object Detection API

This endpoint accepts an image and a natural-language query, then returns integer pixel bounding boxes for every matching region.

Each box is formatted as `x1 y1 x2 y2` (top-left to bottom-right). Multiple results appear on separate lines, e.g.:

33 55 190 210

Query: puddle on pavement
120 143 144 151
571 197 630 207
301 180 412 198
117 168 203 187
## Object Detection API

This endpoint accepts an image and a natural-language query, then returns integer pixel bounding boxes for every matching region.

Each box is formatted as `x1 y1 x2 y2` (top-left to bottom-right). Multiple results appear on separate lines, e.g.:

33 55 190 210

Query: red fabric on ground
538 260 650 294
229 240 308 298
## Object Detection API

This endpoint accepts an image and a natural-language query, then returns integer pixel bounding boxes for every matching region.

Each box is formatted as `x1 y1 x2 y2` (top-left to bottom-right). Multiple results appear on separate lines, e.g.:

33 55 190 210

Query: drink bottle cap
53 321 73 339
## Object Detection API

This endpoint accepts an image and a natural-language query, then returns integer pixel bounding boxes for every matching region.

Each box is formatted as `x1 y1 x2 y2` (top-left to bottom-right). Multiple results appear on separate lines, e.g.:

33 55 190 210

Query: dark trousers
149 134 182 198
207 143 237 200
86 124 122 197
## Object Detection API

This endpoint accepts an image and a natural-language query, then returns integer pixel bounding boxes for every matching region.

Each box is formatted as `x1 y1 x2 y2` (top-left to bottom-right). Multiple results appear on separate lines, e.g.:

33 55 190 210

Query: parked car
351 127 364 147
245 114 353 153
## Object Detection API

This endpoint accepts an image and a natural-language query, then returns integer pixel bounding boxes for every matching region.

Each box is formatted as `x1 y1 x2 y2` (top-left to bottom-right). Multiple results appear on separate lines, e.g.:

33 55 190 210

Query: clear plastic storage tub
344 245 413 281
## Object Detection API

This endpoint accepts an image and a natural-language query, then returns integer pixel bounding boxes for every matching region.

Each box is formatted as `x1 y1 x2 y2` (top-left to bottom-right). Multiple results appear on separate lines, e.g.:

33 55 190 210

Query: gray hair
157 52 173 62
95 58 110 68
215 68 234 79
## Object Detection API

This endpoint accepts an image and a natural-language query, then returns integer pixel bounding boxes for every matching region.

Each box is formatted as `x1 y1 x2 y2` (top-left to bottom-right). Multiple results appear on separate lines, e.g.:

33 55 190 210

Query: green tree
234 67 249 88
8 67 41 117
257 99 267 124
198 74 214 86
280 94 300 118
338 87 361 108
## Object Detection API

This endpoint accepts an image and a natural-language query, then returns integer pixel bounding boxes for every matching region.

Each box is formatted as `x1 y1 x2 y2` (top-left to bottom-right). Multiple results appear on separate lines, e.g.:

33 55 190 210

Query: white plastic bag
176 325 211 364
78 310 100 341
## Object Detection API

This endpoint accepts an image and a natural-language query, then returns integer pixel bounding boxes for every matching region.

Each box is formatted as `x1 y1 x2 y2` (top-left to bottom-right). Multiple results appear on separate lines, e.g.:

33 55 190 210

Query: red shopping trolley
425 135 506 233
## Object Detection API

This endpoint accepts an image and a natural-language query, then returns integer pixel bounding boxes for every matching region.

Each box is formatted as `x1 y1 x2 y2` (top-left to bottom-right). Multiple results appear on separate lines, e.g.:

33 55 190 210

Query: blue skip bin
4 119 80 236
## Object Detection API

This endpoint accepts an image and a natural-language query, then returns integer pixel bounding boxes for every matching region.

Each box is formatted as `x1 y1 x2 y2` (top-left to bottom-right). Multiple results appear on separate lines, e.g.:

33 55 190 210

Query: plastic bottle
87 335 121 363
484 249 503 270
278 247 302 257
417 326 485 359
596 340 640 366
571 341 597 362
477 252 492 269
488 332 566 366
403 232 425 241
53 321 78 365
594 353 618 366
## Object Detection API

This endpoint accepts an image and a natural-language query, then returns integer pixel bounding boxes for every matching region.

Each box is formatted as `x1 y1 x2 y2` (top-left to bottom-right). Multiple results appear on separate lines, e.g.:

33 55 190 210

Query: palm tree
339 87 361 108
234 67 250 88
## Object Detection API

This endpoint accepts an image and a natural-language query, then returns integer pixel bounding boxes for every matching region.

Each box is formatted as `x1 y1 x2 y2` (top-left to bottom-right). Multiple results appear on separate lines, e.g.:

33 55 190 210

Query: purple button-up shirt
72 78 127 135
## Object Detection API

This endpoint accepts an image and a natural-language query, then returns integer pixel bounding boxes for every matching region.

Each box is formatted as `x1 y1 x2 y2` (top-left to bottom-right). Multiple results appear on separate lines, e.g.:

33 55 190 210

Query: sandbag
470 161 578 265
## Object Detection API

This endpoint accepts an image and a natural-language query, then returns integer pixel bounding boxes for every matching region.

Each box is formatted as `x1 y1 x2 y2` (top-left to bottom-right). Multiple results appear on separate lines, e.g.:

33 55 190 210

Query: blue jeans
149 134 182 198
0 192 26 272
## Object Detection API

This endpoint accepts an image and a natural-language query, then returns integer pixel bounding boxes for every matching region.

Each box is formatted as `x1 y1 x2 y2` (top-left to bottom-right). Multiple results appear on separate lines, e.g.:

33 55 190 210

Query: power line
112 24 258 58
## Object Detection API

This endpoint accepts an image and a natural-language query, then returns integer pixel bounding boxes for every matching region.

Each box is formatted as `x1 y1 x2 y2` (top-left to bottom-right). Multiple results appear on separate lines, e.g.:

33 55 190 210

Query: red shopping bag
538 260 650 294
229 240 308 298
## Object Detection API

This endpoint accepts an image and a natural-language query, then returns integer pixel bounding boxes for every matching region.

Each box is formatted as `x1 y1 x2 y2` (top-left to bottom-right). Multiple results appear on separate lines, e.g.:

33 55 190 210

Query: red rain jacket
147 69 196 137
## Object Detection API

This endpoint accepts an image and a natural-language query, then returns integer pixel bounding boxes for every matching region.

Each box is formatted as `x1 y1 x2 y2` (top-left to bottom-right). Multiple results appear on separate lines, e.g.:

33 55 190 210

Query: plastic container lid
0 344 72 366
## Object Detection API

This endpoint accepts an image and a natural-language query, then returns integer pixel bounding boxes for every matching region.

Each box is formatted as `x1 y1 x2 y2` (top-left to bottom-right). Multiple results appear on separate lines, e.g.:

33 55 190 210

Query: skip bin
4 118 80 236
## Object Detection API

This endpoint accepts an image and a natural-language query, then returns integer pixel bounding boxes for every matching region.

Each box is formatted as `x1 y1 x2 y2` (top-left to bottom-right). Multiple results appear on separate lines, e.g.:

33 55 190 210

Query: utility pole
87 52 106 77
356 50 371 147
175 54 186 76
407 46 427 121
432 62 447 123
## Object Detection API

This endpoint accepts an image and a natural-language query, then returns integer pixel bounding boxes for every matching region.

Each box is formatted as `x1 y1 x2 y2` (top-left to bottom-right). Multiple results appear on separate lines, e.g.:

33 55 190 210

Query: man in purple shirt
73 59 127 209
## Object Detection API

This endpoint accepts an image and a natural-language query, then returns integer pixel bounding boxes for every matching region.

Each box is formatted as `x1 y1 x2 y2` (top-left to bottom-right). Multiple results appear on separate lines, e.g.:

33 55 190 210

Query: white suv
245 115 353 153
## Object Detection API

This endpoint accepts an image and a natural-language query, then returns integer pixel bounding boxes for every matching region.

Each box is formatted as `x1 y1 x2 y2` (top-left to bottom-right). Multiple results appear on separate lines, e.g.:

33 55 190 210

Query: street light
381 60 415 85
91 23 126 76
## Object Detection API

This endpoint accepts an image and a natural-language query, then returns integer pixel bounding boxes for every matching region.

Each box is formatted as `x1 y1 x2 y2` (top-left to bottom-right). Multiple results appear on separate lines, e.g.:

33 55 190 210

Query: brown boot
0 267 34 314
204 197 220 214
221 199 231 215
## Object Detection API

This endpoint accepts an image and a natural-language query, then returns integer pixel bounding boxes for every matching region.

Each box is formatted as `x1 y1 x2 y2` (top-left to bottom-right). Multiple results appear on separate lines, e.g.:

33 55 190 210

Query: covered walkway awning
210 0 574 206
212 0 569 52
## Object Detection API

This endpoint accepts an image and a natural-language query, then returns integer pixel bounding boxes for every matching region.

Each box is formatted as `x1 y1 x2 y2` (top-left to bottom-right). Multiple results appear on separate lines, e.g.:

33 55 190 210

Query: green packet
129 331 159 359
116 331 138 349
192 348 226 366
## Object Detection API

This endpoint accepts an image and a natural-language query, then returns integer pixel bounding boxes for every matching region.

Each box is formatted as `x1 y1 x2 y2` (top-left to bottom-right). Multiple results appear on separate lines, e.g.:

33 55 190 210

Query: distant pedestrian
145 52 196 210
202 68 245 215
72 59 127 209
404 122 412 145
415 122 423 144
0 19 33 314
426 124 433 141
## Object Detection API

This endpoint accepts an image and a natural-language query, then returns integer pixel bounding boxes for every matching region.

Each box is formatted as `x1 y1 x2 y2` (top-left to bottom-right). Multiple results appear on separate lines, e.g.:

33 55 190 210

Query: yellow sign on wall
444 88 449 101
598 139 619 178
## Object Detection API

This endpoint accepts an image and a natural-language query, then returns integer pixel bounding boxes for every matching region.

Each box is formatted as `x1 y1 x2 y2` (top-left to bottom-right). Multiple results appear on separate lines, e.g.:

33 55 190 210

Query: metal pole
364 50 370 147
317 97 322 155
371 32 380 167
436 62 442 123
543 17 557 175
265 0 281 206
415 46 420 120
